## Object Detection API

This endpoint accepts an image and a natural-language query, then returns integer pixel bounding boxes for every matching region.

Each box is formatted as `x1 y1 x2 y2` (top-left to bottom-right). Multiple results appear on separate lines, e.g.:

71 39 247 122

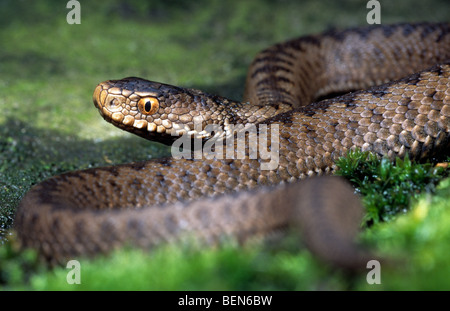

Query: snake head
93 77 234 145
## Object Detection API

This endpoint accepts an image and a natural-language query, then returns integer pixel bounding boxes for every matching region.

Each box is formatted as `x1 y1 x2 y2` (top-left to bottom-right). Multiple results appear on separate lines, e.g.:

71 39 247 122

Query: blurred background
1 0 448 138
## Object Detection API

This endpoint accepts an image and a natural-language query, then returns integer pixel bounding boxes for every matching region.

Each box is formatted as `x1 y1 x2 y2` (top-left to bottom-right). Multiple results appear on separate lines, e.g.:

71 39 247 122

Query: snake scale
14 23 450 270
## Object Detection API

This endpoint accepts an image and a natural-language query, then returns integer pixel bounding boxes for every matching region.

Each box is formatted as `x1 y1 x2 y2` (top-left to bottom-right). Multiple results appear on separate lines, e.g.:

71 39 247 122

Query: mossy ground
1 0 449 290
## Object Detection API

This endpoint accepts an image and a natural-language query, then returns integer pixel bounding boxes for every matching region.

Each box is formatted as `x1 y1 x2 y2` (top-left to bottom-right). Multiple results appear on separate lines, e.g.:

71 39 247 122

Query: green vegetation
357 178 450 290
1 238 344 291
1 0 449 290
2 169 450 291
336 150 448 225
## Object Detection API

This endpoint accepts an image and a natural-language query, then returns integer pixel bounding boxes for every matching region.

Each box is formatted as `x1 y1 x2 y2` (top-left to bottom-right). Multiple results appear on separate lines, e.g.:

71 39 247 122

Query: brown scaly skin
92 77 293 145
15 23 450 269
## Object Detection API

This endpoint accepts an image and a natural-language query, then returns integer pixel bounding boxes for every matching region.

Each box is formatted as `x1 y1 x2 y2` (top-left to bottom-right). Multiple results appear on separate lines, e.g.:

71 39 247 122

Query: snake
14 23 450 270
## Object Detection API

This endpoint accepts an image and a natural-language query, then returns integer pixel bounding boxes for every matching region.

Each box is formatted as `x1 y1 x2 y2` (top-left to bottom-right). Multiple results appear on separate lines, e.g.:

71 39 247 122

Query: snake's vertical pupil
145 101 151 112
138 97 160 115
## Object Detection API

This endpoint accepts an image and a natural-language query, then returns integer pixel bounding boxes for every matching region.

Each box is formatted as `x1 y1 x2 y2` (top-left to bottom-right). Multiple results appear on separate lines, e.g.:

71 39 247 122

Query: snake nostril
109 98 117 107
100 93 124 113
106 96 120 109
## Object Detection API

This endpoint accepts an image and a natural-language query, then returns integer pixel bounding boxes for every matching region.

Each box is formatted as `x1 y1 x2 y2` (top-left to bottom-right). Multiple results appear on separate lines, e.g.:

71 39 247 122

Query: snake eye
138 97 159 115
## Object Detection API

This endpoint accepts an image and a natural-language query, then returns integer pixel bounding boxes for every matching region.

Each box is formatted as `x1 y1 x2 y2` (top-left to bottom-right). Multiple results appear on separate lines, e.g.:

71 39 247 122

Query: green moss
335 150 448 225
2 239 349 291
0 235 41 290
357 178 450 290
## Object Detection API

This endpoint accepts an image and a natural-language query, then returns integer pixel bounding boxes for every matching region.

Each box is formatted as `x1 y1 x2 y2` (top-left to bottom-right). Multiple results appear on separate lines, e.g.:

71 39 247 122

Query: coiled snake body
15 23 450 269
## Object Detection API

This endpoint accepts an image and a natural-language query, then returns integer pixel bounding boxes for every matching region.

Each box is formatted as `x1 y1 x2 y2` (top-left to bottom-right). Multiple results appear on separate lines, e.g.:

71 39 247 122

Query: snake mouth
92 79 226 143
92 81 187 144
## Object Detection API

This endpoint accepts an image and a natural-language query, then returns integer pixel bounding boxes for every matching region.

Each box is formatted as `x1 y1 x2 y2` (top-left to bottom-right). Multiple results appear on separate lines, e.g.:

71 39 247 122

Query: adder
15 23 450 270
